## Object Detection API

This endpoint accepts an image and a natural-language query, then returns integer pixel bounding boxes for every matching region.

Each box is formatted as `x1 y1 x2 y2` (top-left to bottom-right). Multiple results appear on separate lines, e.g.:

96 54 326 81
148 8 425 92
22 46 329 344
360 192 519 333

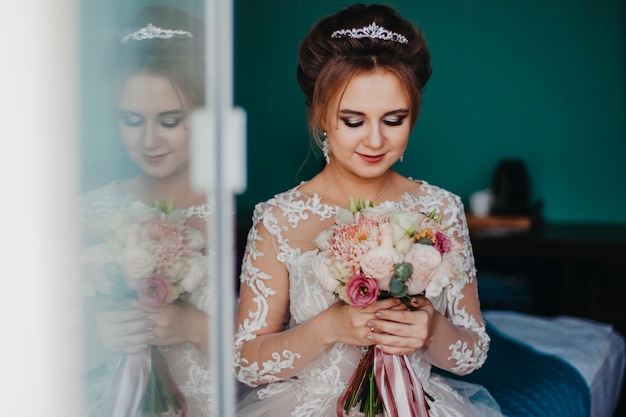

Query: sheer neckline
99 179 213 221
293 178 426 210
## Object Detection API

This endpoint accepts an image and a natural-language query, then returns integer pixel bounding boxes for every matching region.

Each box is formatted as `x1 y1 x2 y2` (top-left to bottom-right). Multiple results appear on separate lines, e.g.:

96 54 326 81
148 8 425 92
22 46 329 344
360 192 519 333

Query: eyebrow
338 109 410 117
118 109 185 117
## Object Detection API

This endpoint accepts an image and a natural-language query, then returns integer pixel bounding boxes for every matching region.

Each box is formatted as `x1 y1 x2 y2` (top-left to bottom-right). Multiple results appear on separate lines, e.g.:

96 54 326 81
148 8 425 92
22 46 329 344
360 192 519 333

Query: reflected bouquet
82 199 207 417
312 198 464 417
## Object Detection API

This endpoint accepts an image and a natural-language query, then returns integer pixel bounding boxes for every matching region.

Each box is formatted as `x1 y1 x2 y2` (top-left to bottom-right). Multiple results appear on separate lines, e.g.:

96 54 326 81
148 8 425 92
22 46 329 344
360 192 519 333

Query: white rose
81 244 116 295
166 259 190 283
118 246 156 283
312 255 341 292
179 254 208 292
404 244 442 294
390 211 423 241
335 207 356 226
164 209 187 226
327 258 353 283
313 228 333 251
394 235 413 255
186 228 206 252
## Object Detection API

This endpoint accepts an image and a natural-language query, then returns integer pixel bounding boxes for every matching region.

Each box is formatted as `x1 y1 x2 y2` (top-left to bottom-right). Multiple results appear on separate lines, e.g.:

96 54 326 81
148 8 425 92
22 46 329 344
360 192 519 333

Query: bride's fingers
359 298 400 313
97 309 155 352
371 339 420 356
105 332 152 353
99 317 154 338
98 308 146 325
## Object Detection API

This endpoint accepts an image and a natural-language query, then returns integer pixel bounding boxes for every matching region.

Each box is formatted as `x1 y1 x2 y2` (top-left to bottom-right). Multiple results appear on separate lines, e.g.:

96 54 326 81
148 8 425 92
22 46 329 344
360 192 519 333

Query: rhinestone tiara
331 22 408 44
120 23 193 44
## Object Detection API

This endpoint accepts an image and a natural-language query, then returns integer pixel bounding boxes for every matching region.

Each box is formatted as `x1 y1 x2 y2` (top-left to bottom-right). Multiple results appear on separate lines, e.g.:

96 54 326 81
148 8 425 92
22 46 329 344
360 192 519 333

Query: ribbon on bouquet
151 347 188 417
374 350 431 417
99 346 188 417
100 347 151 417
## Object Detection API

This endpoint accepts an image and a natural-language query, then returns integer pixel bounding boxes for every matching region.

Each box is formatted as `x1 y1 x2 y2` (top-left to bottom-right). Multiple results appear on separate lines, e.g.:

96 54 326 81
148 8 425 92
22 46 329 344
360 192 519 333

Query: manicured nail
375 311 384 317
367 334 375 341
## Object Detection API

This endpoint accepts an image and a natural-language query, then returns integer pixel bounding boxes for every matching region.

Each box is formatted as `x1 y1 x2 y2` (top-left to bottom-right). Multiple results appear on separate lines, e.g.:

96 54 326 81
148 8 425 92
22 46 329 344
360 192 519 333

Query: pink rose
403 244 442 294
434 231 451 255
345 274 379 307
360 246 402 290
137 274 175 307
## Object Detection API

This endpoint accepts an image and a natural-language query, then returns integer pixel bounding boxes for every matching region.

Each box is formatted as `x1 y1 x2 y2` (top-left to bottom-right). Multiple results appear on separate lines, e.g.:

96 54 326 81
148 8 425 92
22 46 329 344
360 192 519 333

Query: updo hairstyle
297 4 432 147
112 6 205 108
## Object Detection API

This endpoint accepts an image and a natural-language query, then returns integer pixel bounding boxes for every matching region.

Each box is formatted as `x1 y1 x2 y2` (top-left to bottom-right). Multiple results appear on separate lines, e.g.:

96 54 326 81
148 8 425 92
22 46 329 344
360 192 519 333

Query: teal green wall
234 0 626 224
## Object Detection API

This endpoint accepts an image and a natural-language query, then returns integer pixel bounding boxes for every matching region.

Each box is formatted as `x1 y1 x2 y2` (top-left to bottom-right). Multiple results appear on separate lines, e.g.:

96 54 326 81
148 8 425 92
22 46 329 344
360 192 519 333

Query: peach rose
360 246 402 290
403 244 442 294
117 246 156 283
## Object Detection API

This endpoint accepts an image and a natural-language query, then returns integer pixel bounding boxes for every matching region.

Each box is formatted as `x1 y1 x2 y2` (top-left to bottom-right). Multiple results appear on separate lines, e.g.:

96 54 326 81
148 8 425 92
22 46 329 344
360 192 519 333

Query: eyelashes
340 116 407 128
120 114 143 127
342 118 364 128
119 114 184 128
160 117 183 128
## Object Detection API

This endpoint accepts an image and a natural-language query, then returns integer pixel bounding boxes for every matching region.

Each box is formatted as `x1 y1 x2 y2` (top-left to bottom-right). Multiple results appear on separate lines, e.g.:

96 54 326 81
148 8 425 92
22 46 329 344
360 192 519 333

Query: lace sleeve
413 191 490 375
234 202 332 387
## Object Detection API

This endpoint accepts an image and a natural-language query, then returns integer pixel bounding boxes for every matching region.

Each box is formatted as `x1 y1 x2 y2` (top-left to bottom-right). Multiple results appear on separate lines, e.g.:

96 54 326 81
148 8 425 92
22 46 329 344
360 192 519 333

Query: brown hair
297 4 432 149
111 6 205 108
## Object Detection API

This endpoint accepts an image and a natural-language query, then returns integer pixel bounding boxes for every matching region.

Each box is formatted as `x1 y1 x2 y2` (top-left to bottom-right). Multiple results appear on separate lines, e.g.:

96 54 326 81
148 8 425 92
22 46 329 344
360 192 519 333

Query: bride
80 6 213 416
234 4 503 417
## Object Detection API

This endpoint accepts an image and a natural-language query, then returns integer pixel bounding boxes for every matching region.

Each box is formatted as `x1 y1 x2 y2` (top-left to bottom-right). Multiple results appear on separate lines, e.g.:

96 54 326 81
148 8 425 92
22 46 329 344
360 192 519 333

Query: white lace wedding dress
235 180 503 417
80 181 215 417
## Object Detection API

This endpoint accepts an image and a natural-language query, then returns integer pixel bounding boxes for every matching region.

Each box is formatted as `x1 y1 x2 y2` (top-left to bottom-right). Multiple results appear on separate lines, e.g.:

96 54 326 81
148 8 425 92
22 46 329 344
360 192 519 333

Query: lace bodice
80 180 215 417
234 180 492 417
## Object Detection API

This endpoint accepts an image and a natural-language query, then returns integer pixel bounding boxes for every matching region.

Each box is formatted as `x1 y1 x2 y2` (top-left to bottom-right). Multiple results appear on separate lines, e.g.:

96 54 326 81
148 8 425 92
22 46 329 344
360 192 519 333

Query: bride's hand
366 295 440 355
96 298 153 354
144 300 208 353
317 298 401 348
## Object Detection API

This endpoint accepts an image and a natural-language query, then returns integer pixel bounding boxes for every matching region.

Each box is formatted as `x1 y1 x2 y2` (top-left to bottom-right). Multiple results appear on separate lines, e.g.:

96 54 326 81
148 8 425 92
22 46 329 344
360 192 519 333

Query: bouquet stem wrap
100 348 151 417
100 346 187 417
337 347 430 417
374 350 430 417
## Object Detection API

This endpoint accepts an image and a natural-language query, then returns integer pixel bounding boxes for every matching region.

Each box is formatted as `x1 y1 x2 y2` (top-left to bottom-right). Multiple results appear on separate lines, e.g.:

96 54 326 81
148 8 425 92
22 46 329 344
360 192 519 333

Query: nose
364 124 384 150
141 121 161 149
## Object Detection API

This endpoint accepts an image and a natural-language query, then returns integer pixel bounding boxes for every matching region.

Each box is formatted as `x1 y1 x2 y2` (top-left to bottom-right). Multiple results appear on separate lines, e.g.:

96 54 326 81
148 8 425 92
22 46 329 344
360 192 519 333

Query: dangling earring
400 154 404 163
322 132 330 164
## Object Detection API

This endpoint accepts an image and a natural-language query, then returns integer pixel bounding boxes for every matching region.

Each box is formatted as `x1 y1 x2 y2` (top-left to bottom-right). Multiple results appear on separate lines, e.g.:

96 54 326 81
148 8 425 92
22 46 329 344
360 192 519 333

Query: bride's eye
160 116 184 128
341 117 364 128
120 114 144 127
383 116 407 127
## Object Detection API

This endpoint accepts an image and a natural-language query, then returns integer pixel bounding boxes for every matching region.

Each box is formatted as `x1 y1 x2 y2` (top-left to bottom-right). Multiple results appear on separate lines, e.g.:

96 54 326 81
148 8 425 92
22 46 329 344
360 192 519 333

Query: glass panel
78 1 241 415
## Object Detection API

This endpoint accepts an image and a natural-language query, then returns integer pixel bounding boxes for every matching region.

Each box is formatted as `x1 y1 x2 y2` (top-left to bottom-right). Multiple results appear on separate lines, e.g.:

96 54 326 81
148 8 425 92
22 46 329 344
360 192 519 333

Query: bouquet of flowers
312 197 464 417
81 198 207 417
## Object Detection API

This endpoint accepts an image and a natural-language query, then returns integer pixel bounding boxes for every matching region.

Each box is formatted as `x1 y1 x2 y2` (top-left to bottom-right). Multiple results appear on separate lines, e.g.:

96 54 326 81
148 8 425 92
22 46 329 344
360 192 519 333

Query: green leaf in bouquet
393 262 413 281
389 275 408 298
416 237 434 245
150 197 176 214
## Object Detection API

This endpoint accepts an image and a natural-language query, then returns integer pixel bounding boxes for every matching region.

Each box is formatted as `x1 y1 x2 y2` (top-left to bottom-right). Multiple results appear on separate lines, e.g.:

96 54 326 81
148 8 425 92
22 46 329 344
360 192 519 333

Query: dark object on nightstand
491 159 531 216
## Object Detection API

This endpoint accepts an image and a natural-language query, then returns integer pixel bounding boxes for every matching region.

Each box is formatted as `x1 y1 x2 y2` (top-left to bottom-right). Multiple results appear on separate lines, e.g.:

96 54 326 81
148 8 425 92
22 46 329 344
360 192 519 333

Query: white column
0 0 81 415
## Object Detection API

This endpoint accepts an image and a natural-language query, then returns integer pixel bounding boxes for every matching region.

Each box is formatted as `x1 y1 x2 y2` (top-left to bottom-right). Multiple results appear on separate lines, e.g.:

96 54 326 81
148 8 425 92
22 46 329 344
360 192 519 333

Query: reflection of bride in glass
80 6 213 416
